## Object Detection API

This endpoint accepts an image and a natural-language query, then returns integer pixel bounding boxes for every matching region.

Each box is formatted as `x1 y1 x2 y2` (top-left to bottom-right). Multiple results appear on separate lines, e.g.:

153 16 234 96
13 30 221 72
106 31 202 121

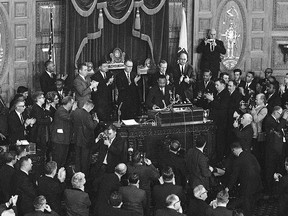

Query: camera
98 132 108 140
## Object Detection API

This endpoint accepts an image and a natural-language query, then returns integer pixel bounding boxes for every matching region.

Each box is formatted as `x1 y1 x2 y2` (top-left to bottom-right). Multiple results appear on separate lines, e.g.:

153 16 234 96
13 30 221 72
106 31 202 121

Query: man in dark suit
173 52 196 102
155 194 185 216
40 60 57 96
72 100 98 175
210 190 233 216
51 96 75 167
205 78 230 162
73 63 98 108
8 99 35 145
55 79 71 104
225 141 262 216
100 191 134 216
93 125 125 176
194 70 216 109
149 60 174 88
91 60 114 121
116 59 141 120
196 29 226 80
233 113 254 152
238 71 257 102
11 156 37 215
119 173 146 216
280 72 288 107
266 82 281 114
152 167 185 211
233 69 245 88
264 106 288 195
188 185 212 216
185 134 213 190
93 163 127 216
37 161 66 215
258 68 279 93
146 75 172 110
25 195 59 216
0 152 17 203
0 86 9 145
30 92 52 156
158 140 187 188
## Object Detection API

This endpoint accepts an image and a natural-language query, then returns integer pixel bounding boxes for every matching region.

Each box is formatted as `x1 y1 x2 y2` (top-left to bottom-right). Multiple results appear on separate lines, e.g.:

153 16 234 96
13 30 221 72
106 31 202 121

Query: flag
178 7 187 53
48 5 55 64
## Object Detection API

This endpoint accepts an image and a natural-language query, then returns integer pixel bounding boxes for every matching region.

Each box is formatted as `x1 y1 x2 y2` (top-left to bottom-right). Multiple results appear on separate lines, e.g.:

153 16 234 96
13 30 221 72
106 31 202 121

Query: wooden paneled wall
0 0 64 103
193 0 288 82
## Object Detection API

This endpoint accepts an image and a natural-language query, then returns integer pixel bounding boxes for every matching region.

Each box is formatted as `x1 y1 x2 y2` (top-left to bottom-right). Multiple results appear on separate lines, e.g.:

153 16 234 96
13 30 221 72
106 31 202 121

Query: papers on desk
122 119 139 126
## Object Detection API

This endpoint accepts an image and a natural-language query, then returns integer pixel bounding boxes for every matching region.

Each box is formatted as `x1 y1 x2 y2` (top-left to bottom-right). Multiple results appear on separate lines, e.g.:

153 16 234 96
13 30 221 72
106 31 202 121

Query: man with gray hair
24 195 59 216
233 113 254 151
197 28 226 80
188 185 212 216
155 194 184 216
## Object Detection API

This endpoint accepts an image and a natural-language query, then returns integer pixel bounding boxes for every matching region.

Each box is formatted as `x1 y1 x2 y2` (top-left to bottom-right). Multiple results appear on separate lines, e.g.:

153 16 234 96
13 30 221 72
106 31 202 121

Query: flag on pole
48 4 55 64
178 7 188 53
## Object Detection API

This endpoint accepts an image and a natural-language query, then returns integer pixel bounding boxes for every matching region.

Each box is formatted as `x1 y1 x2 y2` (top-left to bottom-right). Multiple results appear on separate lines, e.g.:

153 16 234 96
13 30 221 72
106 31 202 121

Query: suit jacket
238 80 257 102
8 110 27 144
40 71 56 95
188 198 212 216
158 151 187 188
146 85 172 109
0 164 15 203
264 115 286 155
30 104 51 144
227 151 262 196
152 183 185 210
233 124 254 151
91 71 113 120
11 169 37 215
94 135 125 173
72 108 98 148
73 75 92 108
51 106 72 145
266 92 282 114
37 175 66 214
100 206 134 216
24 210 59 216
210 89 230 126
127 163 160 192
209 206 233 216
197 39 226 71
64 188 91 216
194 80 217 109
173 63 196 100
155 208 185 216
119 185 146 216
116 71 140 119
250 105 267 138
150 69 174 88
94 173 121 215
235 80 245 89
185 147 212 190
228 90 243 119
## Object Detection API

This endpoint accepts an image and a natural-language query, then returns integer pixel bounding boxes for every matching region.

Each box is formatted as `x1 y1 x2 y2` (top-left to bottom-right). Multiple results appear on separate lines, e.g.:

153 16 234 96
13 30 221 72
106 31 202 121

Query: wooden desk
118 121 215 162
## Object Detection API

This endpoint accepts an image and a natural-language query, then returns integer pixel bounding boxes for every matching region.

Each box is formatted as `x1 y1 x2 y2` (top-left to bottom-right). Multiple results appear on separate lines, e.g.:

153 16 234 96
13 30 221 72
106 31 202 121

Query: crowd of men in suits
0 39 288 216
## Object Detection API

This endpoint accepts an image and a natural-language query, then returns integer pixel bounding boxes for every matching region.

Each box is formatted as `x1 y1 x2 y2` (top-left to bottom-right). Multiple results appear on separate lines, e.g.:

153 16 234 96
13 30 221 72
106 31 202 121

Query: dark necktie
20 114 24 124
181 66 184 75
103 72 106 79
127 73 131 85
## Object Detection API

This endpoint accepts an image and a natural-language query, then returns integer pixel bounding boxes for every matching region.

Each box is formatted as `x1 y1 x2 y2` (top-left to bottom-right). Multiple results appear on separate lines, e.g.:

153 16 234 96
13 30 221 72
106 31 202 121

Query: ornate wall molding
273 0 288 31
271 37 288 70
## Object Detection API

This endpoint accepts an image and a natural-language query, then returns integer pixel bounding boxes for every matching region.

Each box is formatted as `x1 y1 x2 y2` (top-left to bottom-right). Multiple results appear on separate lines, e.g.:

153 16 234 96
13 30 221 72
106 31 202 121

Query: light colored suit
73 74 92 108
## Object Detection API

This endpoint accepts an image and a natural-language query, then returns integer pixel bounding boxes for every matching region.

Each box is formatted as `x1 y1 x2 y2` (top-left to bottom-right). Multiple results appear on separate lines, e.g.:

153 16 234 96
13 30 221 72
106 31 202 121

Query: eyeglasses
17 105 26 108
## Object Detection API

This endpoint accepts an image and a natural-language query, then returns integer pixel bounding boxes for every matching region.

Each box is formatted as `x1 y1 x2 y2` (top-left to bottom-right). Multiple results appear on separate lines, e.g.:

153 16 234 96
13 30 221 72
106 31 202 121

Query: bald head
241 113 253 127
115 163 127 176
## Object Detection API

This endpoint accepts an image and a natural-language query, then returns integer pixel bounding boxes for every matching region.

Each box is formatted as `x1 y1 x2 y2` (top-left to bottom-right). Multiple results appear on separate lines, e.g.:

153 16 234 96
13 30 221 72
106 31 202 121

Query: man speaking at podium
146 75 172 110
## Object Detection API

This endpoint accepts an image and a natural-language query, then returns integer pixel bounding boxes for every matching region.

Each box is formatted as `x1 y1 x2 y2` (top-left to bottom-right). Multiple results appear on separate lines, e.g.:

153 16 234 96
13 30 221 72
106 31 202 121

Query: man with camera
93 125 125 177
197 29 226 80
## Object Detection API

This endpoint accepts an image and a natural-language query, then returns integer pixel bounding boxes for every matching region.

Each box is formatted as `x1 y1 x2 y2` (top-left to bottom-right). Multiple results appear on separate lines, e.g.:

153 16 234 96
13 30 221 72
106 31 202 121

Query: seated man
146 75 172 110
24 195 59 216
155 194 184 216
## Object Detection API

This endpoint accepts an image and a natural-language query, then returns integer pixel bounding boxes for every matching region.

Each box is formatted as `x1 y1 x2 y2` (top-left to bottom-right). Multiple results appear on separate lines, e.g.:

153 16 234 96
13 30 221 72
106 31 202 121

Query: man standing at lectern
197 29 226 80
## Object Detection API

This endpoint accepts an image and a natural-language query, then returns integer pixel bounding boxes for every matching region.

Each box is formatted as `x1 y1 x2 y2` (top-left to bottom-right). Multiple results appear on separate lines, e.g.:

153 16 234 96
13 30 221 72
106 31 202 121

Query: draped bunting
64 0 168 85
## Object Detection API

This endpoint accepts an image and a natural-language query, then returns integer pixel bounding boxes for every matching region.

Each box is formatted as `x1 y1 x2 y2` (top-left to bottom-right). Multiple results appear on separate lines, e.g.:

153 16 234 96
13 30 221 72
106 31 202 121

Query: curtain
63 0 168 86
